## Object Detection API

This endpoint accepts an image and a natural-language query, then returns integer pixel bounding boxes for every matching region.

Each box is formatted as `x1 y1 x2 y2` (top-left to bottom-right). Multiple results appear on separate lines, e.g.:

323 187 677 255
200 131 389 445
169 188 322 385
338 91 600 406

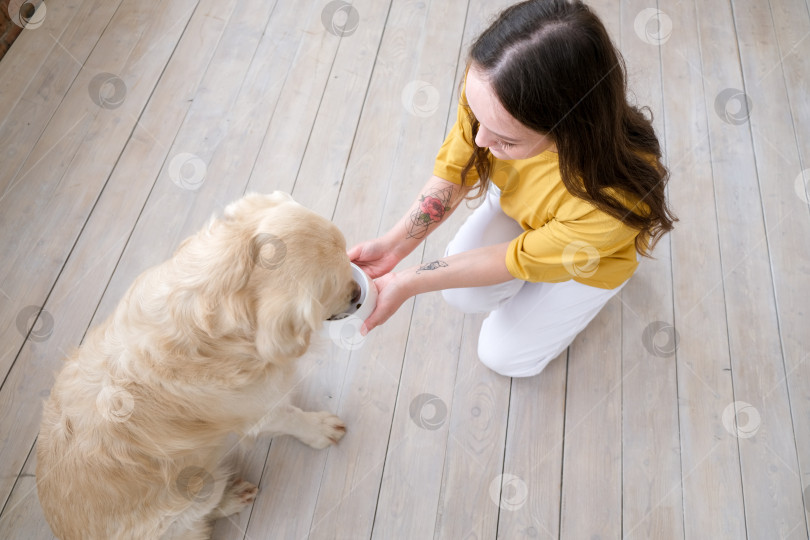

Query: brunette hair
460 0 676 255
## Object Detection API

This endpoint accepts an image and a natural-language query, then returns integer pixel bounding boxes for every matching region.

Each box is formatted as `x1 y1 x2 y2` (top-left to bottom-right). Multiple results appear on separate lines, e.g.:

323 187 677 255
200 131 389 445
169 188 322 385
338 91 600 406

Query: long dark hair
460 0 676 255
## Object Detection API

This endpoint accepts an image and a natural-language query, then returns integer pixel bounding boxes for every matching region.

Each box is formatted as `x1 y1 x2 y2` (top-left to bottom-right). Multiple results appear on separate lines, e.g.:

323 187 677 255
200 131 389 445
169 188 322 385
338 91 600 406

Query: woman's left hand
360 272 409 336
359 243 514 336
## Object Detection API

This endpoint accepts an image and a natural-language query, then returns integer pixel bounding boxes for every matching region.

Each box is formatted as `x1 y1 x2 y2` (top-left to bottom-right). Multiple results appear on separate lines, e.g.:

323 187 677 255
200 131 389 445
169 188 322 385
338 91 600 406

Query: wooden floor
1 0 809 538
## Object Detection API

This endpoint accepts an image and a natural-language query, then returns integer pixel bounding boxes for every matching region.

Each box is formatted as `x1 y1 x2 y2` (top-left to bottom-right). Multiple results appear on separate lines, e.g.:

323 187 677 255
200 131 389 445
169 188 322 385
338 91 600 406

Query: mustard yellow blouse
433 96 641 289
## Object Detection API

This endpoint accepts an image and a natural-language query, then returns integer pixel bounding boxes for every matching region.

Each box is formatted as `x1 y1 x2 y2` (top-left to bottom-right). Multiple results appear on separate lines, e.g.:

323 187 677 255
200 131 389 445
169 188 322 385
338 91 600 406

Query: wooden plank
244 0 369 208
433 313 510 539
495 353 567 540
0 0 122 196
0 0 82 123
695 0 807 536
369 264 465 538
302 333 402 540
730 0 810 537
558 297 623 539
0 0 201 510
619 1 683 538
768 0 810 533
660 0 747 538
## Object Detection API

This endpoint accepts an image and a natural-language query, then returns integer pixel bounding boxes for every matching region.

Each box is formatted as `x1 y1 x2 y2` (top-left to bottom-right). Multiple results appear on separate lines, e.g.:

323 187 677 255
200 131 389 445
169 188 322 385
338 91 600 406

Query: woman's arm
360 241 514 334
349 175 470 278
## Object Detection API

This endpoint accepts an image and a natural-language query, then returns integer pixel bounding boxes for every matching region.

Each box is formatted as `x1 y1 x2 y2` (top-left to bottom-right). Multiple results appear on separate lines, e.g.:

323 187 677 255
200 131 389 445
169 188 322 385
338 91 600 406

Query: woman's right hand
348 238 403 279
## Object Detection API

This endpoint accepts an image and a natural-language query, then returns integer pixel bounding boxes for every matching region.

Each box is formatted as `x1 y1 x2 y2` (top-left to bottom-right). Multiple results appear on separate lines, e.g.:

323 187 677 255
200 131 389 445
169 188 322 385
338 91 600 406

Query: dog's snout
350 282 362 305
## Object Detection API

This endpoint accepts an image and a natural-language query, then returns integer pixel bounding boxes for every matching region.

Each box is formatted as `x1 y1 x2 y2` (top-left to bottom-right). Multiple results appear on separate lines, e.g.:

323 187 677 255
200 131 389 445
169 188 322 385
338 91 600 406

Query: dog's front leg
248 403 346 449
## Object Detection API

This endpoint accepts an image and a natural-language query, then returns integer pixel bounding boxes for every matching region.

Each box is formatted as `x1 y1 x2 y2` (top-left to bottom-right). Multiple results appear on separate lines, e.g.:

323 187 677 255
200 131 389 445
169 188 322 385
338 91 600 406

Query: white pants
442 186 629 377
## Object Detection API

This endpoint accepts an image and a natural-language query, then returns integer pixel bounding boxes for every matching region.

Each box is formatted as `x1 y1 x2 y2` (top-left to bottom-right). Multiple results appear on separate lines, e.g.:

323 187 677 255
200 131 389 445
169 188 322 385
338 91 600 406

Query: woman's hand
358 242 514 335
348 238 403 279
360 272 408 335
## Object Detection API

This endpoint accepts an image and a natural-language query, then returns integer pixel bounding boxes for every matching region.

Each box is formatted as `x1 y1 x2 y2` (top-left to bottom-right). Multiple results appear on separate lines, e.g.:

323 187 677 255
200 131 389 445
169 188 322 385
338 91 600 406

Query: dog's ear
188 222 278 336
254 290 322 362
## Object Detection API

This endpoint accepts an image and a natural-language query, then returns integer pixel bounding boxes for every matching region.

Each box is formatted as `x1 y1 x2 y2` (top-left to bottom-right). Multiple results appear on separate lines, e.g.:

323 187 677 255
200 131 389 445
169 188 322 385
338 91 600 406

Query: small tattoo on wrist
416 260 448 274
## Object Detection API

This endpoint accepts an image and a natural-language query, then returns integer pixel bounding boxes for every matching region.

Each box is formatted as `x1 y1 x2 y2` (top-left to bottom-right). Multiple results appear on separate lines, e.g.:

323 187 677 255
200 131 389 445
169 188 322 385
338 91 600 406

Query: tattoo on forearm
416 260 448 274
406 186 454 239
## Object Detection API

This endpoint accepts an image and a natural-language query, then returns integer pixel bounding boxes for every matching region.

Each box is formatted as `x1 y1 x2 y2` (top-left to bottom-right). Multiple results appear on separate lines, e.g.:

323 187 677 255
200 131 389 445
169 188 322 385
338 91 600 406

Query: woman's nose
475 124 496 149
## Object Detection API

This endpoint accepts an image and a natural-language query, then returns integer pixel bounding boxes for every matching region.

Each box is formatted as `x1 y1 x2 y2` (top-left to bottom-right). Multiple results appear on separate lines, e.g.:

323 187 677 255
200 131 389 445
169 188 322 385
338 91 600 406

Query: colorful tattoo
406 186 454 239
416 260 448 274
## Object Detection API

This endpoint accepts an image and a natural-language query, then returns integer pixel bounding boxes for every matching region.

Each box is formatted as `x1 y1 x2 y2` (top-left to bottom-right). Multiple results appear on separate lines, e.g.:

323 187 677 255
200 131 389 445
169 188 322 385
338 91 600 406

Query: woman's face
465 65 556 160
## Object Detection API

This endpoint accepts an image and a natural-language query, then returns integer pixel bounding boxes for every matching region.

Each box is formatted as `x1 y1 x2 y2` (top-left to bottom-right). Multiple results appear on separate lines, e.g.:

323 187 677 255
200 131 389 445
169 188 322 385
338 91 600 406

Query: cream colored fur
36 192 358 539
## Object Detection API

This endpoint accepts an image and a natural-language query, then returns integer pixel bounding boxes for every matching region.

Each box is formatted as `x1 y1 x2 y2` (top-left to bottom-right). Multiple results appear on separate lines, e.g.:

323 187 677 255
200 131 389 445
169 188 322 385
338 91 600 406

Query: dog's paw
298 411 346 449
232 478 259 504
214 478 258 517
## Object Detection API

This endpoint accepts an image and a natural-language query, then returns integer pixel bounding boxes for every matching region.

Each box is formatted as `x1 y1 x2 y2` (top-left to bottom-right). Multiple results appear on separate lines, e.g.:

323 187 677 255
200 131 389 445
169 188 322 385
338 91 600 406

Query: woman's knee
477 338 561 378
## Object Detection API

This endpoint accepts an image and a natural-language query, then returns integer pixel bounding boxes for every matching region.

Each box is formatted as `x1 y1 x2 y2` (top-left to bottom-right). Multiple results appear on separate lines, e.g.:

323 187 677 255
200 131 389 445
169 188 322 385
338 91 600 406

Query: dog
36 192 361 539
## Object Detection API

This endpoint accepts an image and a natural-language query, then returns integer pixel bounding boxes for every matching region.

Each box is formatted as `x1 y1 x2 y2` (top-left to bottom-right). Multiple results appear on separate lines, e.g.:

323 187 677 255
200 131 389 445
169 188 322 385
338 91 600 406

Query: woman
349 0 676 377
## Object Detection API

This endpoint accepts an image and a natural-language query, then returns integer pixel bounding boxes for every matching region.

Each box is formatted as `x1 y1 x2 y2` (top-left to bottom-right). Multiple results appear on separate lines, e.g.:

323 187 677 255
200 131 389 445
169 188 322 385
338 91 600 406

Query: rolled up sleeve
433 100 479 186
506 208 640 289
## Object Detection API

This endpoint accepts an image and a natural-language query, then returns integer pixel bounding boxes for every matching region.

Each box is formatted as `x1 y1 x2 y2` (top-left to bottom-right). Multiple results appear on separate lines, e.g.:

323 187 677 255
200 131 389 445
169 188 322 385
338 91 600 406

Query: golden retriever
36 192 360 539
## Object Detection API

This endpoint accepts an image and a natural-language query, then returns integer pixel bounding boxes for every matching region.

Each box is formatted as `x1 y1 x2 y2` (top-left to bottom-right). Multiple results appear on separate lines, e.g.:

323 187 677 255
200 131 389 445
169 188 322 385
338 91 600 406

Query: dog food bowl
324 263 377 327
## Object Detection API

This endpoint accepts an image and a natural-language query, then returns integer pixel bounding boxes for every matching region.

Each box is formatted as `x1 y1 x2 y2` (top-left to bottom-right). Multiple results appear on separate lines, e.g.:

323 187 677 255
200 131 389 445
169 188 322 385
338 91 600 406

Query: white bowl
324 263 377 327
